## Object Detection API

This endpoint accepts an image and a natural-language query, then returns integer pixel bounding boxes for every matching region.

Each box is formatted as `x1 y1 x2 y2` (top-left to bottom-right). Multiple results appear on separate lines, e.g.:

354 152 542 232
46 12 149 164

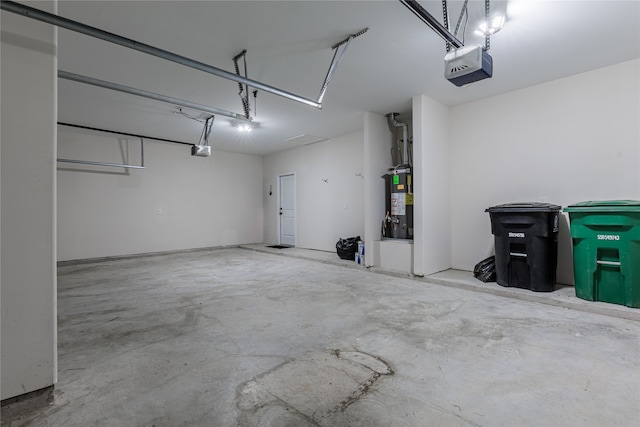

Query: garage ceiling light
475 15 505 36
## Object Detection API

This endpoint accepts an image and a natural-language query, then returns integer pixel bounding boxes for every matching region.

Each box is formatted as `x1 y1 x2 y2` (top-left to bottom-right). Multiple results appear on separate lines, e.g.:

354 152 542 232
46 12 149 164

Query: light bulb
475 14 505 36
491 15 505 31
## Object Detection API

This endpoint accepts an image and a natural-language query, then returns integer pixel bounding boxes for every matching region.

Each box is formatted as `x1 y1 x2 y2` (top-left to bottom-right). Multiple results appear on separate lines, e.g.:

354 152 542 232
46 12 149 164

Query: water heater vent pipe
385 113 410 167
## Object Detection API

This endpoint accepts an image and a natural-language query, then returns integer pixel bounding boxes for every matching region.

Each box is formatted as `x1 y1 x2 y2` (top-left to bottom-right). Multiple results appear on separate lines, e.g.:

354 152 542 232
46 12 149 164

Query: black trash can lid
485 202 562 213
564 200 640 212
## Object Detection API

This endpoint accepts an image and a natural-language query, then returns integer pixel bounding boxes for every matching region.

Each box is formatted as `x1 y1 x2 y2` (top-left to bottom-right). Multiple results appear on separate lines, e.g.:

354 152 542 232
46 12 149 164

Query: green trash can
564 200 640 308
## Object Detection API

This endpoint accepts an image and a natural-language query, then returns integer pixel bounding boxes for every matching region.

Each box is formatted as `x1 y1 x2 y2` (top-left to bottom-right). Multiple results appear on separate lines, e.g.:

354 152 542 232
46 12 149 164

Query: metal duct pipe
385 113 410 167
58 70 249 121
1 0 322 109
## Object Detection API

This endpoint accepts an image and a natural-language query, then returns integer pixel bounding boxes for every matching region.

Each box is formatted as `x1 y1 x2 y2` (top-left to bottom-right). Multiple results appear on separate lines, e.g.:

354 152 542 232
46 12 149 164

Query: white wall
263 130 364 252
363 112 392 267
1 1 58 400
57 129 263 261
413 95 451 276
450 59 640 284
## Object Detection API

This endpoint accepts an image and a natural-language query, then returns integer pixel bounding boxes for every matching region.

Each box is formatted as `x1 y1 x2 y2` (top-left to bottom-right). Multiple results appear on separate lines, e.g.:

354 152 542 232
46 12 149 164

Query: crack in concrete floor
236 349 393 426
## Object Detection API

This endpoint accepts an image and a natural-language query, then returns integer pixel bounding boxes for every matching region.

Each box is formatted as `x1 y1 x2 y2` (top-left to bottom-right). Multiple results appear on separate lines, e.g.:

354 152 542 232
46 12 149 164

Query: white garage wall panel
413 95 451 276
450 59 640 284
1 1 58 400
57 131 263 261
363 112 392 267
263 130 364 252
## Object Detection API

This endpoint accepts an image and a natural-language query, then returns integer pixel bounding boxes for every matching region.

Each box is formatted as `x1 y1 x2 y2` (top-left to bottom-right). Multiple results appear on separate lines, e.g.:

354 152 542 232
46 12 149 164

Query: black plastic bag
474 256 496 282
336 236 361 260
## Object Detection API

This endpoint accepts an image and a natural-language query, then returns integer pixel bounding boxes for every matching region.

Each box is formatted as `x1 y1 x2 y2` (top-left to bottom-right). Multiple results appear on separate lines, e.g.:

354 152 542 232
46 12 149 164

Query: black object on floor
336 236 360 260
474 256 496 283
266 245 291 249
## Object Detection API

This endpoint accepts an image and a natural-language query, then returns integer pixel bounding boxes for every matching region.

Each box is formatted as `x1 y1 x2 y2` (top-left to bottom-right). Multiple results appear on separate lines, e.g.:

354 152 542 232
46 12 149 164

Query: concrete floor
4 246 639 426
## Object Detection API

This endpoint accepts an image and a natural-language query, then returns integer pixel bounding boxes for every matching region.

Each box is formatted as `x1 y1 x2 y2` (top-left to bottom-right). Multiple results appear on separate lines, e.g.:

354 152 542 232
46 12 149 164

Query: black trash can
485 203 561 292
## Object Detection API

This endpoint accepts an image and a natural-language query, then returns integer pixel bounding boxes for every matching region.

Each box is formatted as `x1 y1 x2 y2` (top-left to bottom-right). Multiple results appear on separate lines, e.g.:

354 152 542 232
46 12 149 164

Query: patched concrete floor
4 247 639 426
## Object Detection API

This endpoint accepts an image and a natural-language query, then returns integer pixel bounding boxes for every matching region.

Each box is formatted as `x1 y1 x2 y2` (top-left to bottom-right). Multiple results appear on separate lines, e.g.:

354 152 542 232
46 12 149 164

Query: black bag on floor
474 256 496 282
336 236 360 260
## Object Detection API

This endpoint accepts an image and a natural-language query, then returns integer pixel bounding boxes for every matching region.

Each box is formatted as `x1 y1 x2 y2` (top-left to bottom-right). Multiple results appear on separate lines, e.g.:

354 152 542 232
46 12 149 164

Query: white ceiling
54 0 640 156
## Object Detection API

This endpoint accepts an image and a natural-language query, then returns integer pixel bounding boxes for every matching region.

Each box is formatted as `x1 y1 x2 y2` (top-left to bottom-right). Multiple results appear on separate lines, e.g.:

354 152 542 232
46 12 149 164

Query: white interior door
279 174 296 246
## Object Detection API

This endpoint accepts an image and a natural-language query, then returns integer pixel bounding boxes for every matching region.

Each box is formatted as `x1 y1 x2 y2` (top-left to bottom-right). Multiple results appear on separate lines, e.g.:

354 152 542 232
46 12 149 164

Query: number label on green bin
597 234 620 241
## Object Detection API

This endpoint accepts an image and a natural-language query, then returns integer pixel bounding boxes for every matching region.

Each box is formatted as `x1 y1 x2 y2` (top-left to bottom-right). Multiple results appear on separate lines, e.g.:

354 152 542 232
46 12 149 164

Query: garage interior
1 1 639 426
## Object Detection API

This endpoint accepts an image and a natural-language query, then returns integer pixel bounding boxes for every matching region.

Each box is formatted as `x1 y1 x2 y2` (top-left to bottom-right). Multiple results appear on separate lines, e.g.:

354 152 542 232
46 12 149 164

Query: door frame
277 172 296 246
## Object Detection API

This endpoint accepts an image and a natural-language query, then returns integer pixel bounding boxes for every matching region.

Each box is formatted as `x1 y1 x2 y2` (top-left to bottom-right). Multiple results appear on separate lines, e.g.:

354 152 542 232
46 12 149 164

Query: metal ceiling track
398 0 464 49
233 49 252 119
318 27 368 105
1 0 333 109
58 122 194 146
57 123 146 170
57 156 145 170
56 122 196 169
58 70 248 121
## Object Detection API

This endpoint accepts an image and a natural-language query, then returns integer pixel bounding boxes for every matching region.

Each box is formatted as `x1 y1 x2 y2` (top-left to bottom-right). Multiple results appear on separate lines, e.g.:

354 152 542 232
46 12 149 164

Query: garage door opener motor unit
191 116 214 157
444 45 493 87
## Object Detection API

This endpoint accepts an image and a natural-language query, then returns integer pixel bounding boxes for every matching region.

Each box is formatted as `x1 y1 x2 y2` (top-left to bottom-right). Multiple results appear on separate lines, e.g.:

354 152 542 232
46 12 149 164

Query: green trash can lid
564 200 640 212
485 202 562 213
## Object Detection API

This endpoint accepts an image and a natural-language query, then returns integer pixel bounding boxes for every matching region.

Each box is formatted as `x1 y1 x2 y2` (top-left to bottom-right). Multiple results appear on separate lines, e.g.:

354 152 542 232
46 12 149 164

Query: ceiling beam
58 70 248 121
399 0 464 49
1 0 322 109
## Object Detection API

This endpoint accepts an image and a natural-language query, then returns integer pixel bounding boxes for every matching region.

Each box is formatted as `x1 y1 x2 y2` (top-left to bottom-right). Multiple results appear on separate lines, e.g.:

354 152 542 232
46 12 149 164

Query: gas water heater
382 113 413 240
